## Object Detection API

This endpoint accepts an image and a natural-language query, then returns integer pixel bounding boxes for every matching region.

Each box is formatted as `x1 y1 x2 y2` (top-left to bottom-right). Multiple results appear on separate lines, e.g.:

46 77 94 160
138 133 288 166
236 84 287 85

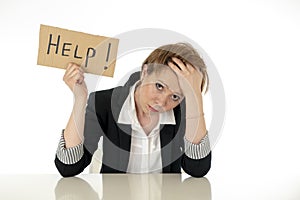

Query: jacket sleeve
184 133 211 159
180 132 212 177
181 150 212 178
55 92 104 177
174 102 212 178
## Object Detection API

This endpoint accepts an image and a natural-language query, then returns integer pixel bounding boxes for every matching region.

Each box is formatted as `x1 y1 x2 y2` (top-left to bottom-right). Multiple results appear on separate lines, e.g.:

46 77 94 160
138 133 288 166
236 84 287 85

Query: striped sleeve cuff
56 130 84 164
184 132 211 159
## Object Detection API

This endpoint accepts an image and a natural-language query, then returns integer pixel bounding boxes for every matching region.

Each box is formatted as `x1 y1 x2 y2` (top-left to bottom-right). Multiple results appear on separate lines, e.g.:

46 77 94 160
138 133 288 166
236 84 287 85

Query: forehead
144 67 182 94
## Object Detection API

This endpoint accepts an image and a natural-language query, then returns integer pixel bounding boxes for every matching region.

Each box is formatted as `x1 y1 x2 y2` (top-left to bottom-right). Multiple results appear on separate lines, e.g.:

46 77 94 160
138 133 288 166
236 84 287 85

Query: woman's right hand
63 62 88 99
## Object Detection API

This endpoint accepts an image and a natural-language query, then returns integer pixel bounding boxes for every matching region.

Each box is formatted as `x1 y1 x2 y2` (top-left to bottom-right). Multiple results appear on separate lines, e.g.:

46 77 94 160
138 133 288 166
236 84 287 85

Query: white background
0 0 300 199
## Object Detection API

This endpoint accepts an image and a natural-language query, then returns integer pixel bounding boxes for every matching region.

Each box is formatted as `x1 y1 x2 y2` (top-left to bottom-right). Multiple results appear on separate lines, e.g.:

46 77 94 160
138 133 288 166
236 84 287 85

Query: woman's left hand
168 57 203 97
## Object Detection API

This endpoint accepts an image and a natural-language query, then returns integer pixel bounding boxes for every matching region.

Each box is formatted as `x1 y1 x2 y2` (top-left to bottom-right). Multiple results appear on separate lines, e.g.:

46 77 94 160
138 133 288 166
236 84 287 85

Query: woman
55 43 211 177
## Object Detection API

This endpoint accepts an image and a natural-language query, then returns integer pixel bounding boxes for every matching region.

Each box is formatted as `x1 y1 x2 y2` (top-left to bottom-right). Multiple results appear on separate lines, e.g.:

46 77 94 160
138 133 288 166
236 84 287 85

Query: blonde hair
142 43 209 93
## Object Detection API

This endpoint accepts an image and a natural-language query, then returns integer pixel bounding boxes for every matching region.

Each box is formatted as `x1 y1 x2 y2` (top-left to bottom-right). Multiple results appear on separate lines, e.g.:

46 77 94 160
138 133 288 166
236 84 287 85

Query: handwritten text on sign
37 24 119 77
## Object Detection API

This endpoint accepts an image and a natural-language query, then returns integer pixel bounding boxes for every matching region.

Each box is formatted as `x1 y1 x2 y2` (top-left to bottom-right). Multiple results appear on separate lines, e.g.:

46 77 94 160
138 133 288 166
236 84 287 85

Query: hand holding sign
37 24 119 77
63 62 88 99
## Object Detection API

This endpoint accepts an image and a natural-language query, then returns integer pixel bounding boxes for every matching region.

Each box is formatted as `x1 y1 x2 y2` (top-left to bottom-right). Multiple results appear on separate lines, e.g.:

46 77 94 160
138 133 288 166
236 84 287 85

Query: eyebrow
158 80 183 97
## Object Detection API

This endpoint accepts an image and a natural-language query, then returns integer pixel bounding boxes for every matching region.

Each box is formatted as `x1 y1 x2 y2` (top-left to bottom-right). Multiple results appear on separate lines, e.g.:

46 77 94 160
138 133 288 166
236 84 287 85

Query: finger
76 74 85 84
66 62 74 70
67 69 83 81
168 60 183 75
66 62 79 73
65 65 77 78
77 66 84 73
79 68 84 74
185 62 196 73
74 73 85 84
172 57 188 72
65 63 80 77
187 62 203 79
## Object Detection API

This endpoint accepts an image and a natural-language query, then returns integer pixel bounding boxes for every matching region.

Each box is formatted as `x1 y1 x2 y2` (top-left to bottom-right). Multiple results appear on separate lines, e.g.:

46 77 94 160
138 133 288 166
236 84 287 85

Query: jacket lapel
110 86 133 171
160 124 175 173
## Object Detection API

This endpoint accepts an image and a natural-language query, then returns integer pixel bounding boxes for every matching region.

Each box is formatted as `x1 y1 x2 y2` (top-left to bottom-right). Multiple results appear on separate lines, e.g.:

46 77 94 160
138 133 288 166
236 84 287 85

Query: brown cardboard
37 24 119 77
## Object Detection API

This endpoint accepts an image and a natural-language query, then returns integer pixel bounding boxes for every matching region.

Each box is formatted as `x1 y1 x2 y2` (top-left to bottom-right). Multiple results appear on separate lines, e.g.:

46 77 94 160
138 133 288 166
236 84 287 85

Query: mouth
148 105 159 112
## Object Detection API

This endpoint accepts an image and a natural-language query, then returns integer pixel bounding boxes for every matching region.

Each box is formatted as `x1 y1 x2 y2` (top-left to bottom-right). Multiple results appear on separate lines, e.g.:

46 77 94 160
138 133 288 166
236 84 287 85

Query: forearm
55 94 94 175
64 97 87 148
184 91 207 144
182 93 211 177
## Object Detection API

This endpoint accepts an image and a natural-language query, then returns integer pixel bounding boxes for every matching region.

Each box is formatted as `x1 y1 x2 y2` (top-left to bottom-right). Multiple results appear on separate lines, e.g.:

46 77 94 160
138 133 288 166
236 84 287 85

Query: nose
155 94 168 108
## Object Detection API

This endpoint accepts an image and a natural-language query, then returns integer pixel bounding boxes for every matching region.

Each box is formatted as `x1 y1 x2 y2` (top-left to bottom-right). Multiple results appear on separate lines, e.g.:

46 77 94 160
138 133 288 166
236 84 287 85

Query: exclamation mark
104 43 111 70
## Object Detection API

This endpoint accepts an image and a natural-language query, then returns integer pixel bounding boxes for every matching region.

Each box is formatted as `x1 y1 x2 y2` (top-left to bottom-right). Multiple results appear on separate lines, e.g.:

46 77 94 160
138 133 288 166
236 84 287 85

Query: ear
140 64 148 80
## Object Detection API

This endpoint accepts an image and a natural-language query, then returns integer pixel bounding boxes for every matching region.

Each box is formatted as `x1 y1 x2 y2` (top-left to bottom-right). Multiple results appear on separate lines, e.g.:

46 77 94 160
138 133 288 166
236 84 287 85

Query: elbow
182 152 212 178
58 171 77 178
57 168 78 178
54 157 82 178
187 163 211 178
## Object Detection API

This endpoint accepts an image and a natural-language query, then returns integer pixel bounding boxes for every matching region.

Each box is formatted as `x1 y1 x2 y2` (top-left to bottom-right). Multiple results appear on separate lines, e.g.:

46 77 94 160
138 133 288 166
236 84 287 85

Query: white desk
0 174 211 200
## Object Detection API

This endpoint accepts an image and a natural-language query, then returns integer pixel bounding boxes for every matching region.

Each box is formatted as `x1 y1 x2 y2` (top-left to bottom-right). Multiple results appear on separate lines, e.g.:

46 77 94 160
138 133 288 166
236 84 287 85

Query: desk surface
0 174 211 200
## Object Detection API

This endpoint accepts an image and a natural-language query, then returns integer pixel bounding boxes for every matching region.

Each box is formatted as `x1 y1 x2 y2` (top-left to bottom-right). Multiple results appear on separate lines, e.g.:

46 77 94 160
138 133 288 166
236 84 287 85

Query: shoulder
91 86 129 102
93 88 115 102
87 87 119 110
88 86 131 115
90 71 140 102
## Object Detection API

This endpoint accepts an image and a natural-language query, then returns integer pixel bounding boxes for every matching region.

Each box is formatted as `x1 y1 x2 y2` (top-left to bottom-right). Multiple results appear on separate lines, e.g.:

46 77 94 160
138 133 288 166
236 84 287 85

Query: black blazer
55 72 211 177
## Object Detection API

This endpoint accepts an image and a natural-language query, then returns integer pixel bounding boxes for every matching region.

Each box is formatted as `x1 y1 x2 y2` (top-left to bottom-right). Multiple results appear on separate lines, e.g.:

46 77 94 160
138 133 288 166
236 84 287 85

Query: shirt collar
118 81 176 125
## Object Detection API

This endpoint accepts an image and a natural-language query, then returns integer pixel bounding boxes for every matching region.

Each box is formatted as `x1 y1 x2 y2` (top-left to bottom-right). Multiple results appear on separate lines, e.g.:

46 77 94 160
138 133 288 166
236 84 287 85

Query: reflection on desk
0 174 210 200
55 174 211 200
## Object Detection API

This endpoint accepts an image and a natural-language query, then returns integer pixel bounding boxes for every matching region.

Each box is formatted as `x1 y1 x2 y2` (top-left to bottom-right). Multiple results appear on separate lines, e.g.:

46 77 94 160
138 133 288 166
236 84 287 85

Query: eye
171 94 180 101
155 83 164 91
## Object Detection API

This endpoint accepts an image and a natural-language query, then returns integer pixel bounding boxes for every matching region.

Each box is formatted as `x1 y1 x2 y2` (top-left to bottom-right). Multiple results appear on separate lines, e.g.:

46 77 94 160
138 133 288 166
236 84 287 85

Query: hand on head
167 57 204 96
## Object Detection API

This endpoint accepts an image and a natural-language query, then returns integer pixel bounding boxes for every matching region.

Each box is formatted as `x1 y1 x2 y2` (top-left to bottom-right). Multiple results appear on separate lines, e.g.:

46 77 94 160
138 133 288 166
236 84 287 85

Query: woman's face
135 66 184 115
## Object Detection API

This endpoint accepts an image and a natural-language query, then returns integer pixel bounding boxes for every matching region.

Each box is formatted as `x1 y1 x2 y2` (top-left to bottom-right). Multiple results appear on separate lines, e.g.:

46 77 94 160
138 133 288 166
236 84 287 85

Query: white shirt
118 81 176 173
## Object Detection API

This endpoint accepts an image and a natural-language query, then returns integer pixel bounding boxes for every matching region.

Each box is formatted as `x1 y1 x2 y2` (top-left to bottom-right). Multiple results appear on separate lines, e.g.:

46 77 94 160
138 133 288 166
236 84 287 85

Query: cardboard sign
37 24 119 77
